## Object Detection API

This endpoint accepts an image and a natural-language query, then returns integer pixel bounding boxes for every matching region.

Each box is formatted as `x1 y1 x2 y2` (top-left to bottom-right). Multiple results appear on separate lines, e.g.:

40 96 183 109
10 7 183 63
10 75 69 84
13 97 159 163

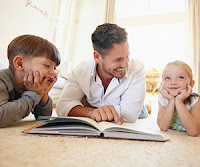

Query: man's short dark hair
91 23 128 57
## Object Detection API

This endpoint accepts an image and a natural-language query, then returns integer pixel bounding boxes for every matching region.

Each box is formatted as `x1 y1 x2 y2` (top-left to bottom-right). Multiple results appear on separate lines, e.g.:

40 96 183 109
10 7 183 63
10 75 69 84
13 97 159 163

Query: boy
0 34 60 127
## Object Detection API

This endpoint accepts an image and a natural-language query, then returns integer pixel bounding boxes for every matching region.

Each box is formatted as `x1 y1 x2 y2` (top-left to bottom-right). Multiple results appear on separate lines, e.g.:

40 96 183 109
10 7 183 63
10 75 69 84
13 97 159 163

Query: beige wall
0 0 106 71
0 0 55 69
66 0 106 70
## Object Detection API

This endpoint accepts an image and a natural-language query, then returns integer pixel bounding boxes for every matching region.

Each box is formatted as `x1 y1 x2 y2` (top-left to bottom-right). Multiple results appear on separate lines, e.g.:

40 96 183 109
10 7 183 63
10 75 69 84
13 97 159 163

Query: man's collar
91 61 129 82
91 61 97 81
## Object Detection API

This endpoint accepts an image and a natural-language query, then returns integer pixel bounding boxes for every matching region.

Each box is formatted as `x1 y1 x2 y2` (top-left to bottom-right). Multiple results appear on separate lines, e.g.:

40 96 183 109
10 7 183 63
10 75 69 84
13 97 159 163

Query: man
56 23 147 125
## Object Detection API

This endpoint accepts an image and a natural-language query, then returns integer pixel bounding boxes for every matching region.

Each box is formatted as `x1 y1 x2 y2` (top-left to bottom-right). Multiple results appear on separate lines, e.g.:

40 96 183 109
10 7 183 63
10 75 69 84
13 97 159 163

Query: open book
23 116 168 142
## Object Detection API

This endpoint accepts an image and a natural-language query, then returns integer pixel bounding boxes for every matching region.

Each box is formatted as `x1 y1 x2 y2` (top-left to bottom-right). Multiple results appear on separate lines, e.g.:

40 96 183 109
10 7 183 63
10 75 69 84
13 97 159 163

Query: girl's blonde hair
163 60 199 104
164 60 193 81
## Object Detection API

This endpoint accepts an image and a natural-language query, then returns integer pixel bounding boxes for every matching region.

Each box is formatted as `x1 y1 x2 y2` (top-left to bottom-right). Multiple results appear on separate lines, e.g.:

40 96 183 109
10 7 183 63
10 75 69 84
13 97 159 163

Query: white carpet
0 96 200 167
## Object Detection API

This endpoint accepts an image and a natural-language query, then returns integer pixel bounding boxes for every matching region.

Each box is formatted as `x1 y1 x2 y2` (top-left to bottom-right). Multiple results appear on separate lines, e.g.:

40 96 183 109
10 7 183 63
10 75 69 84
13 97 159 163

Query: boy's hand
41 74 57 103
43 74 57 94
24 71 57 103
159 86 174 100
23 71 45 98
176 85 192 102
92 105 123 125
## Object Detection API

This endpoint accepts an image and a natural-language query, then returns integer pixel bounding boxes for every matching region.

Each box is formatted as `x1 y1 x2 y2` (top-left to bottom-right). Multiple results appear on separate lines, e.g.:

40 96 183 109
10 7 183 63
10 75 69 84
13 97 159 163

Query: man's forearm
68 105 95 118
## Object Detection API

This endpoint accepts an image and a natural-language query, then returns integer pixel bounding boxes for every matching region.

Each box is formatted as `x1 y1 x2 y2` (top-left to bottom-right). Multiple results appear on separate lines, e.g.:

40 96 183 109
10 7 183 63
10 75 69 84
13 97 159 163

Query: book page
98 121 159 135
69 117 102 131
98 120 167 141
48 116 103 132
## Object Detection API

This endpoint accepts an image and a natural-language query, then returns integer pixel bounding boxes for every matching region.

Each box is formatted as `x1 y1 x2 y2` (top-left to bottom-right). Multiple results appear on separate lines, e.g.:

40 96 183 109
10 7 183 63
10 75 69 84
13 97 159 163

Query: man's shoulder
129 59 144 68
72 59 95 77
128 59 145 74
73 60 95 72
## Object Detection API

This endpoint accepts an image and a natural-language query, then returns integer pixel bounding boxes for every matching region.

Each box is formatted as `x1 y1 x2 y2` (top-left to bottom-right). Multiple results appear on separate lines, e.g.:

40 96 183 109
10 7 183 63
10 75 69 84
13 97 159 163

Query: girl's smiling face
161 64 193 97
23 56 57 88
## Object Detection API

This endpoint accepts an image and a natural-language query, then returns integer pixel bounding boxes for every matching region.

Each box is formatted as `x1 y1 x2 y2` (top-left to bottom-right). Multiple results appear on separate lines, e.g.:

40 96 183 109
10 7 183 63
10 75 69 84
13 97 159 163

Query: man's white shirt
56 59 146 123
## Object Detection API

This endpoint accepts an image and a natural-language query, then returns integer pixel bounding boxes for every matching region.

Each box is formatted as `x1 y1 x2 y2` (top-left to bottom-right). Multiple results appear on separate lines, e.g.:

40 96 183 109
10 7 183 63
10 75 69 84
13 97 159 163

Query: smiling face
23 56 57 88
95 41 130 80
161 64 193 97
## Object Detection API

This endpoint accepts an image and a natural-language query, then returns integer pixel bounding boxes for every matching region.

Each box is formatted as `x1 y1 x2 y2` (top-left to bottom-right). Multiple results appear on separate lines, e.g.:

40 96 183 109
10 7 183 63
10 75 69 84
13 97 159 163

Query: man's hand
92 105 123 125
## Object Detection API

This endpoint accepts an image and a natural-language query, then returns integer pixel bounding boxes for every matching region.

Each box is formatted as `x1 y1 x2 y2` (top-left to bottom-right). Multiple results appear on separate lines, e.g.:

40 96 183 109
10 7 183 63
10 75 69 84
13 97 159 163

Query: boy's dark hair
91 23 128 57
7 34 61 71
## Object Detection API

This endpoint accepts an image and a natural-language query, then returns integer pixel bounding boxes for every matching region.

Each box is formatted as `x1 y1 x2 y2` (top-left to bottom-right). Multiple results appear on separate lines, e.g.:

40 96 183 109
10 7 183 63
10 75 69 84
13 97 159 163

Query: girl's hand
159 86 174 100
176 85 192 102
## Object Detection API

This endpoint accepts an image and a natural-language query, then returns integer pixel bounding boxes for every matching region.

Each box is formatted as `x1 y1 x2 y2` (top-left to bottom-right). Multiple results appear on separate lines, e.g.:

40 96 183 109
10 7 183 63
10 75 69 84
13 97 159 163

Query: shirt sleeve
33 97 53 120
56 74 85 116
0 80 41 128
114 63 146 123
190 96 199 107
158 94 168 107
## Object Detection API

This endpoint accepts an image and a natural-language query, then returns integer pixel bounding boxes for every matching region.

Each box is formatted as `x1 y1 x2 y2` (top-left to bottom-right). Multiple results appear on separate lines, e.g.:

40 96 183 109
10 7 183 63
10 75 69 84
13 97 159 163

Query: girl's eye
165 76 170 80
54 67 57 70
178 76 184 79
44 64 50 68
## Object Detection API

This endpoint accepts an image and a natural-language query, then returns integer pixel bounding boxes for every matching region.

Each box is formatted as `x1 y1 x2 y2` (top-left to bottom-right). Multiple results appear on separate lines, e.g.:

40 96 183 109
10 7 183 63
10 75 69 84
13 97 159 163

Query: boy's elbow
0 120 13 128
0 115 13 128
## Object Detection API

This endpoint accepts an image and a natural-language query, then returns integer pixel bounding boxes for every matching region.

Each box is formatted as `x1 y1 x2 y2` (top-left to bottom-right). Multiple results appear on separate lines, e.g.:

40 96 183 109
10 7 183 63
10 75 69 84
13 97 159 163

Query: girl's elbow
157 121 169 131
187 130 200 137
186 125 200 136
187 133 199 137
158 126 169 132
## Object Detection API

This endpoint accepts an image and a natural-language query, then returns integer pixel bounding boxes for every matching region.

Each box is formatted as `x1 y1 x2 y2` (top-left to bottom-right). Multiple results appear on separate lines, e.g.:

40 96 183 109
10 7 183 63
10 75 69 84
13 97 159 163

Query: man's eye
115 58 121 62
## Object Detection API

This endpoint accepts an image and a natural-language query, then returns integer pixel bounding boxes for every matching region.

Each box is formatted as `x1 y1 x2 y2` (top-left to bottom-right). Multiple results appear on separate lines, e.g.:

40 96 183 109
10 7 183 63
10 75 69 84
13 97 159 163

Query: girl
157 60 200 136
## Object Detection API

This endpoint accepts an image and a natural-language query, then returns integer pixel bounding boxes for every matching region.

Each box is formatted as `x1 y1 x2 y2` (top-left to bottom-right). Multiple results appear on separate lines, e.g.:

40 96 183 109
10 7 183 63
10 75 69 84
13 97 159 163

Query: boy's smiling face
23 56 57 88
